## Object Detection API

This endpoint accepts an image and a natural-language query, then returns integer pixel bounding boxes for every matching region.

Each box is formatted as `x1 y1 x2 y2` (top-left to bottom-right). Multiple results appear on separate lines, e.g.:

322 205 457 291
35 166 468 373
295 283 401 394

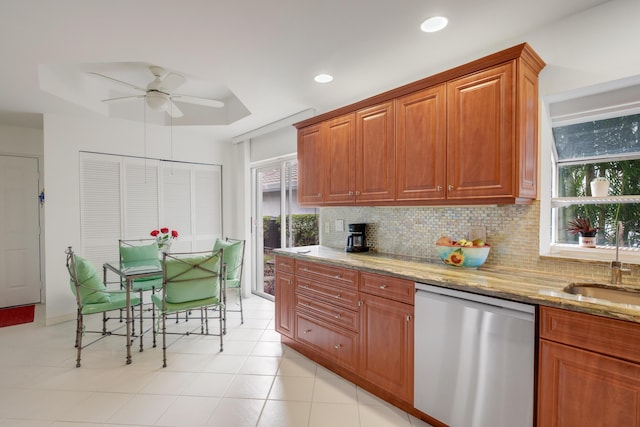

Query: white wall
0 124 43 156
527 0 640 97
43 113 234 323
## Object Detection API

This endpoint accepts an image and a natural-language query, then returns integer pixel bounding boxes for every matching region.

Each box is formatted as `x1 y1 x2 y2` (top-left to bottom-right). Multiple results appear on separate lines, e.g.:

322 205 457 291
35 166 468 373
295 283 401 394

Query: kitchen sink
563 283 640 306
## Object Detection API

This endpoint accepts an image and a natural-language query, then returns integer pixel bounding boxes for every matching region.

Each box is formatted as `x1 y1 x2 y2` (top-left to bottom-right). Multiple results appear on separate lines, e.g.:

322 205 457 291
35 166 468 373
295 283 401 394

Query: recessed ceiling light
421 16 448 33
314 73 334 83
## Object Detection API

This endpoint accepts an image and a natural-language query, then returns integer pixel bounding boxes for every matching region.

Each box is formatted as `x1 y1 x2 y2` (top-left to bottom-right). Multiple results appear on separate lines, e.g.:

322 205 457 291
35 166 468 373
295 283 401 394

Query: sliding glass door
252 158 319 299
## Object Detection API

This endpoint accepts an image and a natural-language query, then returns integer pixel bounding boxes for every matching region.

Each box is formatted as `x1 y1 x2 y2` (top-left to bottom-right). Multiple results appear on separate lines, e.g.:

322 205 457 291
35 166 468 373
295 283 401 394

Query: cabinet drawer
360 272 414 304
275 255 295 274
295 276 360 310
540 306 640 364
296 312 358 370
296 260 358 289
295 293 359 331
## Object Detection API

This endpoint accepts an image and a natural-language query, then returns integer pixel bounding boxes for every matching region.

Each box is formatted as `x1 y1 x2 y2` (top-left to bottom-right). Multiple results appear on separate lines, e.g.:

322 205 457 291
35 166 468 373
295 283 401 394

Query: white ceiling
0 0 610 141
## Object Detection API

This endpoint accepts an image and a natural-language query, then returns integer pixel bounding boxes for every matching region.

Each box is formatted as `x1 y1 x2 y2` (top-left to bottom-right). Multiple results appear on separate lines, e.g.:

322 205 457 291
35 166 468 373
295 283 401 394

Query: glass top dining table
103 262 162 364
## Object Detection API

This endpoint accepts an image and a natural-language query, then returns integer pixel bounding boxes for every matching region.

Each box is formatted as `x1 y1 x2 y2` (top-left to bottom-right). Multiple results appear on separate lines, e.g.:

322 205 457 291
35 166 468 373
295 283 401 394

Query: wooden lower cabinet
538 306 640 426
274 269 294 339
275 255 416 411
359 293 414 403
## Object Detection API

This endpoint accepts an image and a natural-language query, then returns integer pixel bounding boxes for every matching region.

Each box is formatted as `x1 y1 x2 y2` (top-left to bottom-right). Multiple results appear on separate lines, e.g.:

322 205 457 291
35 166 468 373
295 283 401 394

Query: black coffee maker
346 223 369 252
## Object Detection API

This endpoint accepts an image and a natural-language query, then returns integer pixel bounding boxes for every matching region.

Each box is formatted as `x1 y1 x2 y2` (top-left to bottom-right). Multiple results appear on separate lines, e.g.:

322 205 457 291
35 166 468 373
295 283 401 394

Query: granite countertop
274 245 640 324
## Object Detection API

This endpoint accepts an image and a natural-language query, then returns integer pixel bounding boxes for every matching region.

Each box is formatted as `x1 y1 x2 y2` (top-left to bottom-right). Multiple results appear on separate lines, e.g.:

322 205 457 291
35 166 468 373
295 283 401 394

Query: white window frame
540 75 640 265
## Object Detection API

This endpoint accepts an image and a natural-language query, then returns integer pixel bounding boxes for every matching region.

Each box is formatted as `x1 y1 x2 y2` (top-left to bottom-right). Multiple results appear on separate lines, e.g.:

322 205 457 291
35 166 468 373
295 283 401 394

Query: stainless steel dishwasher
414 283 535 427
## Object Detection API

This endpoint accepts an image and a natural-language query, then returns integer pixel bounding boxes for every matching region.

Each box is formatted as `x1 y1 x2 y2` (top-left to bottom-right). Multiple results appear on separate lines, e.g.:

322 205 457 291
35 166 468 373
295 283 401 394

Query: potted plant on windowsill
567 217 598 248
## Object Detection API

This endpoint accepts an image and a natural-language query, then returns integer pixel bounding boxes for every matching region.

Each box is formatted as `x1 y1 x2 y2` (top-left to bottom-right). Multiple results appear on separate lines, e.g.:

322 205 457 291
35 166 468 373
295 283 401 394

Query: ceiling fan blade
87 72 147 93
102 94 146 104
160 72 186 92
172 94 225 108
167 101 184 118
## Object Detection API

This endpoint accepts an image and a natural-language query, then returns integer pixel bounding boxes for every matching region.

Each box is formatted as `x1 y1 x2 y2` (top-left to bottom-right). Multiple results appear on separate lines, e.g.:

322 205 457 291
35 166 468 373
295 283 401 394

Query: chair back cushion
213 238 244 280
120 242 161 269
164 253 221 304
69 255 110 304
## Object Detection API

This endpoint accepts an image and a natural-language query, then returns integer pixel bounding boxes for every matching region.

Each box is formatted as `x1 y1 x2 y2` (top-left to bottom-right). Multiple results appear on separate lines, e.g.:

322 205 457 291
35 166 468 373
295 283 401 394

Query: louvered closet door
161 163 192 252
192 163 222 251
80 153 122 268
123 158 160 239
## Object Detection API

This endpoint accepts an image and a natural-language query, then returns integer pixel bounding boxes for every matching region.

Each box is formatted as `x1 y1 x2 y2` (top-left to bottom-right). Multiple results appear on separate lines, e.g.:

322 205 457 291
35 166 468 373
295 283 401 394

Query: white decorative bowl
435 244 491 268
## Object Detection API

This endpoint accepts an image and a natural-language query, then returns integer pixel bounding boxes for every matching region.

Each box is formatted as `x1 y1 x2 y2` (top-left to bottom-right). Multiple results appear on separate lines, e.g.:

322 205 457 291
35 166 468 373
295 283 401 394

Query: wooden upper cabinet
447 58 539 202
297 124 324 204
324 114 356 204
446 62 515 200
294 43 544 206
356 102 396 202
395 85 447 201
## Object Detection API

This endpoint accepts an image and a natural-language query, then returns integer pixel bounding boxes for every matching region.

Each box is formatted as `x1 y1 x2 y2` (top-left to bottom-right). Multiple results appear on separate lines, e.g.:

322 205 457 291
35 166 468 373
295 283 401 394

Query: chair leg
102 312 107 335
139 291 144 352
238 289 244 325
152 293 157 348
219 307 224 352
76 313 83 368
202 307 207 334
162 313 167 368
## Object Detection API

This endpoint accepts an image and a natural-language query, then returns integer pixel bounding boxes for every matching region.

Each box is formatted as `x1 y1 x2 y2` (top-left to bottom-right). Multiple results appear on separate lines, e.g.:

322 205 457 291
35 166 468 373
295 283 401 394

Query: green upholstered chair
119 239 162 345
152 249 225 367
66 246 142 368
213 237 245 329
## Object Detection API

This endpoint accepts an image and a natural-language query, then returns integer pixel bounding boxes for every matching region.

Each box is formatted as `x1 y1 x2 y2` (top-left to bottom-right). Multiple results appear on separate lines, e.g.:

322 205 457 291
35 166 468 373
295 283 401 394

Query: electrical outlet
335 219 344 232
469 225 487 241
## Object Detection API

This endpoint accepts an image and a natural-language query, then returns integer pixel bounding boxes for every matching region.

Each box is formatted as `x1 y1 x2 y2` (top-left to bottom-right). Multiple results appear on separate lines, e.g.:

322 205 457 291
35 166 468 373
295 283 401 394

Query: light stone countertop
274 245 640 324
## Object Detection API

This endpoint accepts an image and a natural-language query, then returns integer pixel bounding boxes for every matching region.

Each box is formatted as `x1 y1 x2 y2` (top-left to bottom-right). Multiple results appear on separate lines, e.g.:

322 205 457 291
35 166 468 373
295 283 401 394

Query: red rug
0 304 35 327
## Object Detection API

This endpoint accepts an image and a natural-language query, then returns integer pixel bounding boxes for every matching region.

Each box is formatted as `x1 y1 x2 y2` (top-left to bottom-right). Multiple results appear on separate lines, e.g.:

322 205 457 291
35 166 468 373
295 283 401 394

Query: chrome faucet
611 221 631 285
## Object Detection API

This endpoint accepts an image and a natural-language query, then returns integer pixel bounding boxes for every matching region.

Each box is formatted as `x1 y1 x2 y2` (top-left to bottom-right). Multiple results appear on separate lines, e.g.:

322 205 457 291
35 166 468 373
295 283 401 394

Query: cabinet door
359 293 414 404
396 85 447 201
324 114 356 204
297 124 324 205
355 102 396 202
275 272 295 339
538 339 640 427
446 61 515 200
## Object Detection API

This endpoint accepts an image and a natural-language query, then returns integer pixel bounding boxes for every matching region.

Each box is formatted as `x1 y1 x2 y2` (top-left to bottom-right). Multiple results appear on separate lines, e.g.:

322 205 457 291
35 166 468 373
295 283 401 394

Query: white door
0 155 41 308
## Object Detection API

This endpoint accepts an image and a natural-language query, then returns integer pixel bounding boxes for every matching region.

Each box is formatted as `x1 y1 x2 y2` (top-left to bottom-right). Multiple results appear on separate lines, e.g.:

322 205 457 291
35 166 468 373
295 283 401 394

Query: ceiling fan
88 66 224 118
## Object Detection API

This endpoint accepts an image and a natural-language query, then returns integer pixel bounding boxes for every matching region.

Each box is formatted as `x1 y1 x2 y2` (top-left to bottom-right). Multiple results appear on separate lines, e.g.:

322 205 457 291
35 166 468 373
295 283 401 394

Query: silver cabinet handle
437 185 443 191
355 191 361 196
334 344 342 349
304 329 311 334
448 185 454 191
348 191 353 196
335 294 341 299
334 314 341 319
379 284 387 289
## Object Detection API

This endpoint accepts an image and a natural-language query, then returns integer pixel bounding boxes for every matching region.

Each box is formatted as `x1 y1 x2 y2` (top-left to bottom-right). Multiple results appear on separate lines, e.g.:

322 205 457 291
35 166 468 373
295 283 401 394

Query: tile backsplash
320 201 640 285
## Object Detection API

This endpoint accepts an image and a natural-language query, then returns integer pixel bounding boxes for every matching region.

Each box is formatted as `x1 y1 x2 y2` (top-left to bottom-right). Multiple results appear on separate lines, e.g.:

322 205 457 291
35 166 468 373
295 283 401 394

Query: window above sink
541 75 640 265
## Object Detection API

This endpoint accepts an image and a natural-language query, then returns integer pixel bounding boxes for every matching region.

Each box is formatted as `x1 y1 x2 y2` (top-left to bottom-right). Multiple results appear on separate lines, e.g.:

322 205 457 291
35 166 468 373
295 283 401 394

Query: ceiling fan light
146 91 169 111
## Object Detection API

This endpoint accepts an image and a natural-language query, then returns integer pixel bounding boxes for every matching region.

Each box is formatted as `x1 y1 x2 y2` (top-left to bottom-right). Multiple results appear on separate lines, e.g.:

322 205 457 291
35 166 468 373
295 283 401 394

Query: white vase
579 233 597 248
158 241 172 259
590 179 609 197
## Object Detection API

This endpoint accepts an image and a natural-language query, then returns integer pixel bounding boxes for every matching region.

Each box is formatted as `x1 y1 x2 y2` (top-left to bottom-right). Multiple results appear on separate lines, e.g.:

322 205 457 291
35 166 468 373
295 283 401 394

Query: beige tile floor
0 293 433 427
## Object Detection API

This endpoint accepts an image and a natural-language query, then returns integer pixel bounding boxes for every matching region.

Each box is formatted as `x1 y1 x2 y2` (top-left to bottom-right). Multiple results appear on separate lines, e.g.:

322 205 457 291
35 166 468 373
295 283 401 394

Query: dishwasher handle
416 286 535 322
